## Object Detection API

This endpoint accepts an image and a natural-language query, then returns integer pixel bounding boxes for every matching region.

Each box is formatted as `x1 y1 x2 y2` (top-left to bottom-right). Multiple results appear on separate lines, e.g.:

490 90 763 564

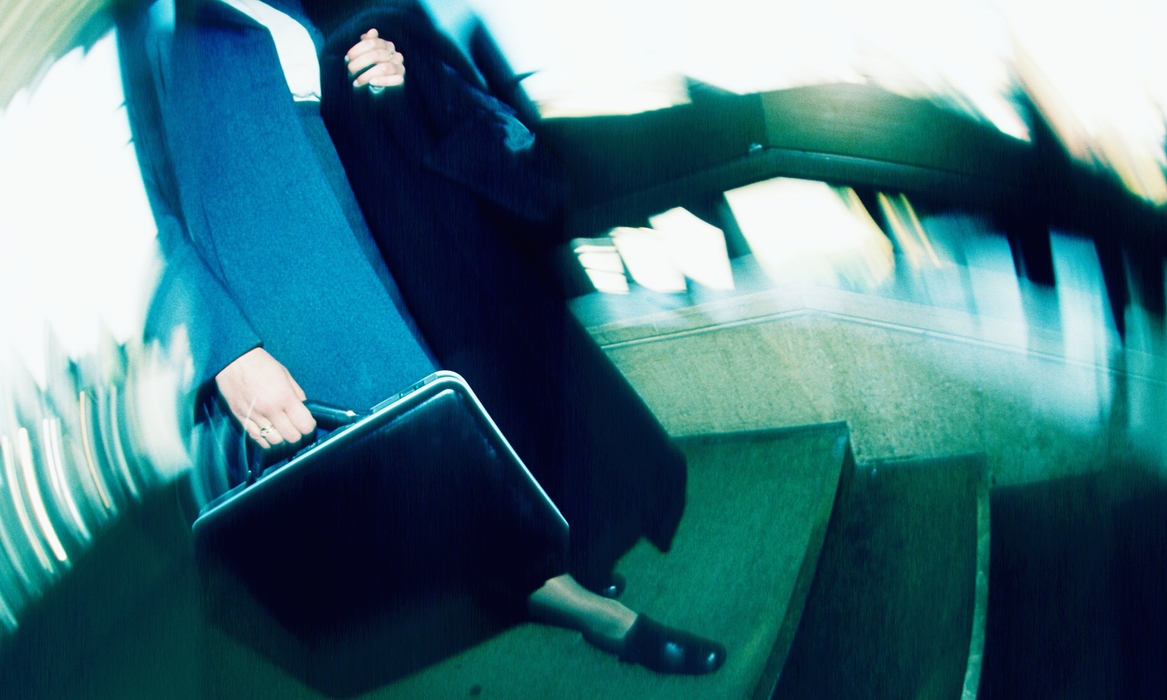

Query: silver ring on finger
259 425 277 439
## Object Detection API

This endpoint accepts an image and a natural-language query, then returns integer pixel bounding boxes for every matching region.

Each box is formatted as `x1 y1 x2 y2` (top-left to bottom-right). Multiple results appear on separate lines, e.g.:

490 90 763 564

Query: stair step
980 470 1167 699
771 453 989 700
1 423 855 700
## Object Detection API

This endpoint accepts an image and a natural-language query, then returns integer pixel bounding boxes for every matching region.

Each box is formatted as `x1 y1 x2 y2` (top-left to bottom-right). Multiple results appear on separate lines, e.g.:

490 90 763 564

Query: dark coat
317 5 687 584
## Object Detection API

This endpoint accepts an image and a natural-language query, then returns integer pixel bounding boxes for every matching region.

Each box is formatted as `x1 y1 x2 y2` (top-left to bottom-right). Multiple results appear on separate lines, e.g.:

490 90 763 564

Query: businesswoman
121 0 724 674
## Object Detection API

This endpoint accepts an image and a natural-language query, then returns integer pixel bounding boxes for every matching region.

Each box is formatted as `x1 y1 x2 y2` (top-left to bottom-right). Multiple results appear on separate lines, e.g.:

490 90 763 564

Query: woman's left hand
346 28 405 89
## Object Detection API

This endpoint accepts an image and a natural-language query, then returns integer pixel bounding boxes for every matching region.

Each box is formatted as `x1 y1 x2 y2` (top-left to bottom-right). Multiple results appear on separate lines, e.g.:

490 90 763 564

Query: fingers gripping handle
245 401 364 484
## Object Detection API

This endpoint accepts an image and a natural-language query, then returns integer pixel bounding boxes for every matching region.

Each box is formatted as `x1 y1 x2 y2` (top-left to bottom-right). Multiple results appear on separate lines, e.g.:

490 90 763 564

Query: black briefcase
192 371 568 693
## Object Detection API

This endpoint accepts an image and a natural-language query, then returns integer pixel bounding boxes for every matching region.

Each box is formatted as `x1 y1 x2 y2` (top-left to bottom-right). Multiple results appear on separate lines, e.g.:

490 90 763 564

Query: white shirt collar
218 0 321 102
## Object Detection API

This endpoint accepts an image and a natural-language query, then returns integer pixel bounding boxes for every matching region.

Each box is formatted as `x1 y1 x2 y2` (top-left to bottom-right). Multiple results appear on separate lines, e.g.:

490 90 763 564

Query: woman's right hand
215 348 317 449
345 28 405 89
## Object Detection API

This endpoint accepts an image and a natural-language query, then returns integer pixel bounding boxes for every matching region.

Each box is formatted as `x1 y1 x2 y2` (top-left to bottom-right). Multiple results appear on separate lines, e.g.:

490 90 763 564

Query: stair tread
773 453 988 700
2 423 854 700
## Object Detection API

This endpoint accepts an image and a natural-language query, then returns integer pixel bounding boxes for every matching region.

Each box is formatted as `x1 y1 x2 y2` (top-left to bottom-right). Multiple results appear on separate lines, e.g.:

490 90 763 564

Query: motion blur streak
878 193 945 271
0 22 189 638
724 178 894 290
648 208 735 291
0 435 52 575
0 340 192 639
78 391 115 513
466 0 1167 201
0 441 34 589
910 217 1135 444
573 239 632 294
0 31 158 389
1051 234 1119 378
0 592 16 633
103 385 140 500
0 0 108 110
611 227 689 293
17 428 69 564
1004 0 1167 205
43 418 92 545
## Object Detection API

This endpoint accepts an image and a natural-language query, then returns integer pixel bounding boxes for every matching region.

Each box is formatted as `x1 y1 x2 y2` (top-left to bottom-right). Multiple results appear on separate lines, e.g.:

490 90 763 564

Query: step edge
750 436 856 700
963 464 991 700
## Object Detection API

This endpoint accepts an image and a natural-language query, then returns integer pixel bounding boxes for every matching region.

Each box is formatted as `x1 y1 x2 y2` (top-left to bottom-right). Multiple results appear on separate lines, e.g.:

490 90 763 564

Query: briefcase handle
245 400 366 485
303 400 365 430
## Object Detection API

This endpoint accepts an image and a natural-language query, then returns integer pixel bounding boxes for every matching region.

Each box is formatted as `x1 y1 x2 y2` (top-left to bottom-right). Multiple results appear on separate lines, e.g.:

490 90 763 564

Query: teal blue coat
132 0 435 412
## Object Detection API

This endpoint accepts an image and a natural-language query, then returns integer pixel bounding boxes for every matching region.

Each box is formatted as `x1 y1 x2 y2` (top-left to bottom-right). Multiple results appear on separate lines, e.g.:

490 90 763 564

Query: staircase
4 414 1166 698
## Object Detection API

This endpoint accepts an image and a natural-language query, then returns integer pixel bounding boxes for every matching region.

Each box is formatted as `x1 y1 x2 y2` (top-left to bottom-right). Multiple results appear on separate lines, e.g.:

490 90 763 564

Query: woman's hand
215 348 317 449
345 28 405 89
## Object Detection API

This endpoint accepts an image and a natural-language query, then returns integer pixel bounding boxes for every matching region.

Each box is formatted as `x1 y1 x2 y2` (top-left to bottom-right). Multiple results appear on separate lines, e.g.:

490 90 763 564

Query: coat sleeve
143 211 263 391
117 5 261 395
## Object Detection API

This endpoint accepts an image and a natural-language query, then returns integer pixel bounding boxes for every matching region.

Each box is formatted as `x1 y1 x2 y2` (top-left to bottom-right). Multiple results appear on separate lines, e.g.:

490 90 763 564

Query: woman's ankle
527 574 637 645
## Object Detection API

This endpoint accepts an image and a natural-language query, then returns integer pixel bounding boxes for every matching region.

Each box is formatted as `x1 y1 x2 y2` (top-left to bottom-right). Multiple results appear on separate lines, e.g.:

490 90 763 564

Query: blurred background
0 0 1165 697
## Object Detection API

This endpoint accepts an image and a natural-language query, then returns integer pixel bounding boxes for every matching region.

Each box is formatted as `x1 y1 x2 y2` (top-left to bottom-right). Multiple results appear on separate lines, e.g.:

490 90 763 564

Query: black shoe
617 615 727 675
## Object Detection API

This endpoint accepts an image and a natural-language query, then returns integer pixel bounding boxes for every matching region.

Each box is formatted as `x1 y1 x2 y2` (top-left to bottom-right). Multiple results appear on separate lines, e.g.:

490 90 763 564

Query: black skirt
315 6 688 592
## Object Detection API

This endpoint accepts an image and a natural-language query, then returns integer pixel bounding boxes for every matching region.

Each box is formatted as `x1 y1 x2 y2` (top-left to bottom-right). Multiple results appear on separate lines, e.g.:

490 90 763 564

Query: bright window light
573 238 631 294
0 31 160 389
878 192 946 270
609 227 688 293
724 178 893 290
648 208 735 291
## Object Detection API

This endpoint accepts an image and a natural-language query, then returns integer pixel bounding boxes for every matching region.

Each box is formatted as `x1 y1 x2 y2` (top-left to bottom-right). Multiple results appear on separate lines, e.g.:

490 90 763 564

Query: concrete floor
573 227 1167 487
